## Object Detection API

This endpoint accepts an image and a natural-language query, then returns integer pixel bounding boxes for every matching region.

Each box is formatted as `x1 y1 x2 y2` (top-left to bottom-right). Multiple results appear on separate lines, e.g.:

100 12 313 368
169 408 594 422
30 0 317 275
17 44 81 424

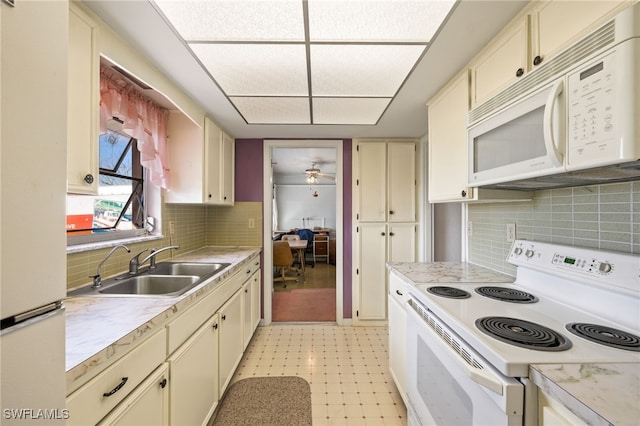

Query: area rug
213 376 312 426
272 288 336 322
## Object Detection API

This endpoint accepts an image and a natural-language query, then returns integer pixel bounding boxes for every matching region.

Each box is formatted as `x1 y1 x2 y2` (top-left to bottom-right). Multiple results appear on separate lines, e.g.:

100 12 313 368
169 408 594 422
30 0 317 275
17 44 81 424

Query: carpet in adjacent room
272 288 336 322
213 376 312 426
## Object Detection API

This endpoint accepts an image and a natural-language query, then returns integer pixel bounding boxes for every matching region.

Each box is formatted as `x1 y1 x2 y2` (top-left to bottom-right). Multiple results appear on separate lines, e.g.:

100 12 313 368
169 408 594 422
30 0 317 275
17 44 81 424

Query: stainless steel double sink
70 262 230 297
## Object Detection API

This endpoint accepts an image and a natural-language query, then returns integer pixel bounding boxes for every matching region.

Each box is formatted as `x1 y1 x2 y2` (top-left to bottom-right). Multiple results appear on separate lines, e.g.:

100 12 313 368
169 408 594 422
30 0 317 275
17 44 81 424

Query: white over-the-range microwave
468 3 640 190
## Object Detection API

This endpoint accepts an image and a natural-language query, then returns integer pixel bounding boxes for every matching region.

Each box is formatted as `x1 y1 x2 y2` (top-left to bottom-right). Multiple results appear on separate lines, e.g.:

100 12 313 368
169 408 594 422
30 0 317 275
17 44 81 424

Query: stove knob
513 247 523 255
599 262 612 273
525 249 535 258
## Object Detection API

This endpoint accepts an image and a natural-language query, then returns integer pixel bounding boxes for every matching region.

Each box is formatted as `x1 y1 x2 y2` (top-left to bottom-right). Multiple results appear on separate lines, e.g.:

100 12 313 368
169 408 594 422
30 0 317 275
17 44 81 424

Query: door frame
262 140 344 325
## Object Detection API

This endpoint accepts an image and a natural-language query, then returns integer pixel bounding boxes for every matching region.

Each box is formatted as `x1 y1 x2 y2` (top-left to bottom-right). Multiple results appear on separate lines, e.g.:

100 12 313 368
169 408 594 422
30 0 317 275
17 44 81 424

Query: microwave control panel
567 50 618 164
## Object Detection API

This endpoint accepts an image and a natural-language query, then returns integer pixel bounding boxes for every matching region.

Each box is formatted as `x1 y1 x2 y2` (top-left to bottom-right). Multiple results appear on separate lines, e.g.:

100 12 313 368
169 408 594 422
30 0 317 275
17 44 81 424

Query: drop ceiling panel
313 98 391 125
190 44 309 96
307 0 456 42
310 44 425 96
154 0 305 41
231 97 310 124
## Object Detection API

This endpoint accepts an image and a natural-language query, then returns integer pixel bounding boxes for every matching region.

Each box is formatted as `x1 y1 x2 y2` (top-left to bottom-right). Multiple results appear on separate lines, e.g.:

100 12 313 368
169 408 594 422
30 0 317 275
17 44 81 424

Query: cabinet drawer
389 272 409 306
66 329 166 426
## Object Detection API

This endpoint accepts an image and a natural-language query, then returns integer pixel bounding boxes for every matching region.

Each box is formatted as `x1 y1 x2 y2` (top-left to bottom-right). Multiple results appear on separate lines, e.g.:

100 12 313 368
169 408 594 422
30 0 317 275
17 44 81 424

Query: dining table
286 239 308 282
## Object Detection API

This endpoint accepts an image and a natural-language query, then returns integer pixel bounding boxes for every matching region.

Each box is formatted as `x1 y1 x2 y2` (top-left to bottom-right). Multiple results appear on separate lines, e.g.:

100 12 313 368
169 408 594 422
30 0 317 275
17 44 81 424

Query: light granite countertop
65 246 261 393
531 363 640 426
387 261 515 285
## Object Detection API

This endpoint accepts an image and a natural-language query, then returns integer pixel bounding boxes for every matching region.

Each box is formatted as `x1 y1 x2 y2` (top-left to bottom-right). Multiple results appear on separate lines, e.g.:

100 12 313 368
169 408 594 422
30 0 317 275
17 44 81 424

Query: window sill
67 233 164 254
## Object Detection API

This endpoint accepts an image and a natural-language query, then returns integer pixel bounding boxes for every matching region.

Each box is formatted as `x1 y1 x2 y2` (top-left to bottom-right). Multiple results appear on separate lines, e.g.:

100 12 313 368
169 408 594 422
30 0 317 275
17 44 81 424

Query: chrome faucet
128 245 179 274
91 244 131 288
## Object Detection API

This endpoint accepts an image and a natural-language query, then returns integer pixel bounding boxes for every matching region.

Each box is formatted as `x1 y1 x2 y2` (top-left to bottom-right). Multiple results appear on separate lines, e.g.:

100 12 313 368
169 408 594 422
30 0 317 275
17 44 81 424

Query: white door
218 290 243 396
357 142 387 222
389 224 416 263
387 142 416 223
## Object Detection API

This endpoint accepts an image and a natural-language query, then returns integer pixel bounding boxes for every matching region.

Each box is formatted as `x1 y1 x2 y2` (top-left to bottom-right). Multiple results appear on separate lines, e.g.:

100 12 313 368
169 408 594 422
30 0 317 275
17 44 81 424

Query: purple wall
234 138 353 319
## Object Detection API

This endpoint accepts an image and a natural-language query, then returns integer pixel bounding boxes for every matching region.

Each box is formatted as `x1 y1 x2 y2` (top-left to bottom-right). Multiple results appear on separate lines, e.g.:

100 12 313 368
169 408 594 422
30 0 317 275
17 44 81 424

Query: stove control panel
508 240 639 294
551 253 613 275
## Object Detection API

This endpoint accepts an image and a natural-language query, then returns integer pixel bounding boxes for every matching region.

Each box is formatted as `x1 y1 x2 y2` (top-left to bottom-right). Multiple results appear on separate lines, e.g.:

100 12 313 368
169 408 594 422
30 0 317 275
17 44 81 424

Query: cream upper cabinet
428 71 474 202
469 17 529 107
165 113 235 205
67 4 99 194
356 140 416 222
470 0 631 108
531 0 630 64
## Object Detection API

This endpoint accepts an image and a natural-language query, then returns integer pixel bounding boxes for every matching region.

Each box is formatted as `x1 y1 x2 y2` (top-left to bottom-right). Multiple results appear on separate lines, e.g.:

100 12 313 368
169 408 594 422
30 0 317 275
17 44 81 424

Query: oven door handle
408 301 505 396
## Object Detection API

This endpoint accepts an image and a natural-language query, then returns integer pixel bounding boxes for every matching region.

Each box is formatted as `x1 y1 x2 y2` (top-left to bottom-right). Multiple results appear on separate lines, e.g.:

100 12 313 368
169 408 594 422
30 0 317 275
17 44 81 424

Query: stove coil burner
426 286 471 299
476 317 572 351
566 323 640 352
475 286 538 303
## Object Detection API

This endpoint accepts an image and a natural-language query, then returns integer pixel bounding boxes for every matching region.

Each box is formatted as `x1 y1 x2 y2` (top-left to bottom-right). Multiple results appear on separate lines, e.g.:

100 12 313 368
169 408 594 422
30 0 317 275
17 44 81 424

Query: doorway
262 140 344 325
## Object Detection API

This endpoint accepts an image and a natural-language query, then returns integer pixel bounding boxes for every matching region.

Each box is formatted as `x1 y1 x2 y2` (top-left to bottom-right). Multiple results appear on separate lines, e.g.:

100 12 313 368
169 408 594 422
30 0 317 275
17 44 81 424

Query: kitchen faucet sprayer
91 244 131 288
129 245 180 274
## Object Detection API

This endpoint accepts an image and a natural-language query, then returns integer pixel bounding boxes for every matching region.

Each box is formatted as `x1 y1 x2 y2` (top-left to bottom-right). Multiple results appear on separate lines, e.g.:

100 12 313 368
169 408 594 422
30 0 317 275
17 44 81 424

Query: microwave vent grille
469 19 616 125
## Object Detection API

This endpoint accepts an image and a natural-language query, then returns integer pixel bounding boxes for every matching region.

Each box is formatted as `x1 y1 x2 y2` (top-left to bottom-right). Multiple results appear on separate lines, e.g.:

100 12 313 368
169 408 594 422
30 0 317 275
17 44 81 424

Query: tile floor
231 324 407 426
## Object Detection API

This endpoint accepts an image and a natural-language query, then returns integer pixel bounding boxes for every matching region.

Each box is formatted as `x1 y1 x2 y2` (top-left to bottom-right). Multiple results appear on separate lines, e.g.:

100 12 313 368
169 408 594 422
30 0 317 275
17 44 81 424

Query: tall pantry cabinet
353 140 417 324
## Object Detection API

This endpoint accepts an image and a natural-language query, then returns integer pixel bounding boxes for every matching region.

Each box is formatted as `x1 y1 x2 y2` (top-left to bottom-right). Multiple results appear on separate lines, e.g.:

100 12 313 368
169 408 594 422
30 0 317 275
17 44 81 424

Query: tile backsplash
66 201 263 289
468 181 640 275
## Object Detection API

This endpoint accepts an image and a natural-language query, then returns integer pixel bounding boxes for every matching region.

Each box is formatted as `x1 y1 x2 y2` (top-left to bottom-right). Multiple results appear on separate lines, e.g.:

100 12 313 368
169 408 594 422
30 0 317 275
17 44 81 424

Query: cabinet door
357 223 387 320
242 280 253 350
218 290 243 396
428 72 474 202
168 315 219 426
357 142 387 222
98 363 169 426
204 117 222 204
165 111 205 203
470 17 528 107
221 131 235 205
388 224 416 263
67 5 98 194
250 269 261 331
388 275 407 399
387 142 415 223
532 1 628 66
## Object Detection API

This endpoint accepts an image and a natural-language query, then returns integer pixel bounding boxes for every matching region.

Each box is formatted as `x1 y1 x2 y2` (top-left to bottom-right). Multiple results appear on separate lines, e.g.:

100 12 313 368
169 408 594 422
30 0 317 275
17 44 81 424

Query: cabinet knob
461 190 467 197
208 194 212 198
222 314 226 321
213 323 218 330
381 232 386 236
396 290 403 296
159 378 167 389
224 196 227 200
389 210 394 215
84 174 94 184
533 55 543 66
245 288 248 293
515 68 524 77
389 232 395 236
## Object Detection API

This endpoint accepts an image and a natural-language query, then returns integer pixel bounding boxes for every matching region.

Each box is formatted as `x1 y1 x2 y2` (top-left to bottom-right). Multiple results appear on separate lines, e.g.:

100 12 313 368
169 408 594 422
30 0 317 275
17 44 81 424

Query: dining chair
273 241 298 287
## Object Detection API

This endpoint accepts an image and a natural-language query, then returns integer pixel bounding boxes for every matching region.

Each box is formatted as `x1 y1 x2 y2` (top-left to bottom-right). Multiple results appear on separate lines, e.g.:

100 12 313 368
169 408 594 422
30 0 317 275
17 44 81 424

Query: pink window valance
99 71 170 189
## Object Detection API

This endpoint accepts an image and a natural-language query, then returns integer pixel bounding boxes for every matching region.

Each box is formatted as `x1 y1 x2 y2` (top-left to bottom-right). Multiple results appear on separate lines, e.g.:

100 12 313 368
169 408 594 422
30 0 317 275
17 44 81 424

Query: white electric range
405 240 640 426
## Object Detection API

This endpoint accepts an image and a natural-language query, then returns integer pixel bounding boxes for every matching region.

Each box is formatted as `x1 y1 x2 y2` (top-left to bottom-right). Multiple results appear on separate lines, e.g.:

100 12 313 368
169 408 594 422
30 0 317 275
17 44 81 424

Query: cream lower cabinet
388 271 409 403
168 314 219 426
66 330 167 426
98 363 169 426
356 223 416 321
218 288 244 396
242 269 261 350
538 389 587 426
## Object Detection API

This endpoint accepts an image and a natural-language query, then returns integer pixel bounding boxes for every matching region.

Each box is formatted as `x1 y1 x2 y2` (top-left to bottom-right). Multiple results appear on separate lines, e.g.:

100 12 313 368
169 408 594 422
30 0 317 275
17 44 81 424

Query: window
67 129 147 244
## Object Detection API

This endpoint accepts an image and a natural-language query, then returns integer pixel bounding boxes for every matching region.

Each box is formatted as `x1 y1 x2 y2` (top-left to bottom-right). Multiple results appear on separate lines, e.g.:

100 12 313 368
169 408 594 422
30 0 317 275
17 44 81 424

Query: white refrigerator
0 1 69 424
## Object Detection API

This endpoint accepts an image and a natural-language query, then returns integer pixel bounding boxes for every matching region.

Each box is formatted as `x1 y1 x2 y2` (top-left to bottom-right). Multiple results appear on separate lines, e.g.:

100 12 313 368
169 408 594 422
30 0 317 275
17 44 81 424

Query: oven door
406 296 524 426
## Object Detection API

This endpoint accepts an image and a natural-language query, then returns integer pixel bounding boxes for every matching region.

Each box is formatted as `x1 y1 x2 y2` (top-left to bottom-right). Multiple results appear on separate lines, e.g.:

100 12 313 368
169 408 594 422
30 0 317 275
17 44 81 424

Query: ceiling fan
305 163 335 184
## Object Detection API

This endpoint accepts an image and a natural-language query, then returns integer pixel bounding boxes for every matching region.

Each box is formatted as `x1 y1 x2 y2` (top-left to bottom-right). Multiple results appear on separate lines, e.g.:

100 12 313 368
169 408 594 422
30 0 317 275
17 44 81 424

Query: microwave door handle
543 79 564 167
